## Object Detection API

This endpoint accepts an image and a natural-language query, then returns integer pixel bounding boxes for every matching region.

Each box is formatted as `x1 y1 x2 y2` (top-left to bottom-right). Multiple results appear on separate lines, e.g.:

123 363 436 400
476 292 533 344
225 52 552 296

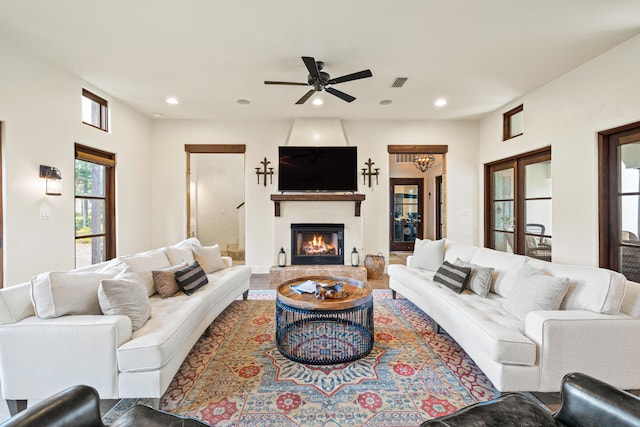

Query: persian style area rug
106 291 498 426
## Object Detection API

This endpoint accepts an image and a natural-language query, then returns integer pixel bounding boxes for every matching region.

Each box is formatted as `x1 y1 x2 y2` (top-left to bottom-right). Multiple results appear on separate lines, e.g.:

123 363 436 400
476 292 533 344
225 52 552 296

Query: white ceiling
1 0 639 121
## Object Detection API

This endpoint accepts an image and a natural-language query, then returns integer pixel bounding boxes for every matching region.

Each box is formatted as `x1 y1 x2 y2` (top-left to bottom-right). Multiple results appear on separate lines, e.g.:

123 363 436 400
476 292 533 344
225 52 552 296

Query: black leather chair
0 385 210 427
420 372 640 427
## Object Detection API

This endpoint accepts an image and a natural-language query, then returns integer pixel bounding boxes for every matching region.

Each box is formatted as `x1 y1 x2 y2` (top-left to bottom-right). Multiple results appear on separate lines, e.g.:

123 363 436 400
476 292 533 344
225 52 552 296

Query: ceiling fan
264 56 373 104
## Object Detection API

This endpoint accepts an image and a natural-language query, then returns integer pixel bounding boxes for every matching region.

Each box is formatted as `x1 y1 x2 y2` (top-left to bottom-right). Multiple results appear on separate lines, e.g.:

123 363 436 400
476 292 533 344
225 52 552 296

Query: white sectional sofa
388 239 640 392
0 237 251 412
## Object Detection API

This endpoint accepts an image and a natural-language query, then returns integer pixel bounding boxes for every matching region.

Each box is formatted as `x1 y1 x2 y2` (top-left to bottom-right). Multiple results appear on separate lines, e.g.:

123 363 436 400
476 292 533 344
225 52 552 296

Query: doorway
390 178 424 251
186 145 246 262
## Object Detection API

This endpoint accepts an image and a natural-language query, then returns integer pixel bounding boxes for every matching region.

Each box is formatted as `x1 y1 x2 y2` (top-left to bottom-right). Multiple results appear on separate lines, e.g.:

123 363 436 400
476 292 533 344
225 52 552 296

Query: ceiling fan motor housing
308 71 330 91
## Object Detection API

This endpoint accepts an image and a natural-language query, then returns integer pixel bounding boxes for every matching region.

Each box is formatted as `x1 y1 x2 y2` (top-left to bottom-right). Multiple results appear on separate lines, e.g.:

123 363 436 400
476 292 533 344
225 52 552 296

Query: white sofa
388 239 640 392
0 237 251 411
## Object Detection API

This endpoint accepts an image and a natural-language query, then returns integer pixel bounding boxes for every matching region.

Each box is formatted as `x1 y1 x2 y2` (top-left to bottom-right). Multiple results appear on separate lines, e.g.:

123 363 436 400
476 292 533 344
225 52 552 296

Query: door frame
185 144 246 238
435 175 443 240
389 177 424 251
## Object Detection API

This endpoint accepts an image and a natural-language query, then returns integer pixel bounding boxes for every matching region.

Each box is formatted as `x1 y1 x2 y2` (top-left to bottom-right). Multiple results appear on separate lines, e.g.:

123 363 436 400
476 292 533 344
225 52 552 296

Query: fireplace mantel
270 194 366 217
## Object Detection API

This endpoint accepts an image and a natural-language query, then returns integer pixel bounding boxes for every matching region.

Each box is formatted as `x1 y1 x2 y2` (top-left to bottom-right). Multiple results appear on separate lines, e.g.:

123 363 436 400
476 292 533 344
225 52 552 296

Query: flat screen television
278 146 358 192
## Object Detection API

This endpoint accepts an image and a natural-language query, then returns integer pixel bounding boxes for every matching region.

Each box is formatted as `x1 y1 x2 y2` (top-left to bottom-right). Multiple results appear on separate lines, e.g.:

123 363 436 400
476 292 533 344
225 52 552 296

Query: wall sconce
255 157 274 187
361 158 380 188
39 165 62 196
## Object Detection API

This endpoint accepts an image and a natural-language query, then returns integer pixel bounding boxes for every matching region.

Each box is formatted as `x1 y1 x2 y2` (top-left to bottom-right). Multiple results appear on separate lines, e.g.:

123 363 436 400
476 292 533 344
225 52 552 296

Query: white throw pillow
31 271 115 319
454 258 494 297
165 237 201 265
122 250 171 296
165 247 195 266
411 238 445 271
98 277 151 331
503 272 569 322
192 244 227 274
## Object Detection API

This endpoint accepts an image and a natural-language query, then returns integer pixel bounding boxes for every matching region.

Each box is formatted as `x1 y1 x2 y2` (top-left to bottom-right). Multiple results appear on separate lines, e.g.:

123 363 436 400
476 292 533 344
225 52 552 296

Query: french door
390 178 424 251
485 148 552 260
599 122 640 281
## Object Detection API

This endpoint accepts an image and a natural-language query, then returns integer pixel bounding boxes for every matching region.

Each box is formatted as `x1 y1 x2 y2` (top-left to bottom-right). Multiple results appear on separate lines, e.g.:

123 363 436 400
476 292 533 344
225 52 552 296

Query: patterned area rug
105 291 498 426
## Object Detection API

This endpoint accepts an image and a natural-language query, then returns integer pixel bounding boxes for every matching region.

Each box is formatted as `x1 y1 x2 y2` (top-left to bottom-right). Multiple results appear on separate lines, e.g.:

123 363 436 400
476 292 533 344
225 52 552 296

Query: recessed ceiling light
434 98 447 107
166 97 179 105
380 99 392 105
151 112 163 118
237 99 250 105
312 98 323 106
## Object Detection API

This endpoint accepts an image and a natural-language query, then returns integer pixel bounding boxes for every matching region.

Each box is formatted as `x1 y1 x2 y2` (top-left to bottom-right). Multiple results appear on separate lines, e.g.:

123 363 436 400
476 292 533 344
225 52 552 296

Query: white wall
0 36 153 285
150 119 478 273
478 33 640 266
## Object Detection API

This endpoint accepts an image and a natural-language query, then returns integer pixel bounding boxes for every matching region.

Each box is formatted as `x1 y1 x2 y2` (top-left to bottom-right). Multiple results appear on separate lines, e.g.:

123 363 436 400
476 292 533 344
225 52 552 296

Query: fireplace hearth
291 223 344 265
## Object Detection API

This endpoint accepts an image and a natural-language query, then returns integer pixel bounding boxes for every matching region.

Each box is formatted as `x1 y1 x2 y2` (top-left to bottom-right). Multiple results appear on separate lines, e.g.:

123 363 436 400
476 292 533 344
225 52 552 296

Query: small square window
82 89 109 132
503 104 523 141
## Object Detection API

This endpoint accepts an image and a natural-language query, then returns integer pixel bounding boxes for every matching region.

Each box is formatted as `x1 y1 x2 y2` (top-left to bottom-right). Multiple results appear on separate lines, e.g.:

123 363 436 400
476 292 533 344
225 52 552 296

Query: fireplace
291 223 345 265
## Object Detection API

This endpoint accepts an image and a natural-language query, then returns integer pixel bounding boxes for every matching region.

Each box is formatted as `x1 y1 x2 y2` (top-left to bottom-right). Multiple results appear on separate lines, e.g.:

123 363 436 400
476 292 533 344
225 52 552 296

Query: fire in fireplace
291 223 345 265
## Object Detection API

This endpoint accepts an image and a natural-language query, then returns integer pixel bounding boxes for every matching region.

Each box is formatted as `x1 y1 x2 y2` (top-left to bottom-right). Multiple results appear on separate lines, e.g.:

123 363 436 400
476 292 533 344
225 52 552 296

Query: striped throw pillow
434 261 471 293
174 261 209 295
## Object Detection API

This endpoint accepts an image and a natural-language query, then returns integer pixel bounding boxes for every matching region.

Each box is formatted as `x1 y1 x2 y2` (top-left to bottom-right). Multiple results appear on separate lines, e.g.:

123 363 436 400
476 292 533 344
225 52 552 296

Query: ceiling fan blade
328 69 373 85
325 87 356 103
264 81 308 86
295 89 316 104
301 56 320 79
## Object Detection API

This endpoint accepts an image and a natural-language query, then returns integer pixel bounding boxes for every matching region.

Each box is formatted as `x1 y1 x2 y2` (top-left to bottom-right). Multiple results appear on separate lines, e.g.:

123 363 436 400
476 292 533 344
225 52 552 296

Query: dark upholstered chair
0 385 209 427
420 372 640 427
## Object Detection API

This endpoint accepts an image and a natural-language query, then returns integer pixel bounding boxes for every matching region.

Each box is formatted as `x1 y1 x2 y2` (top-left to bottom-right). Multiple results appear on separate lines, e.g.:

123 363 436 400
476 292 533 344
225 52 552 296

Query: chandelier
413 154 435 172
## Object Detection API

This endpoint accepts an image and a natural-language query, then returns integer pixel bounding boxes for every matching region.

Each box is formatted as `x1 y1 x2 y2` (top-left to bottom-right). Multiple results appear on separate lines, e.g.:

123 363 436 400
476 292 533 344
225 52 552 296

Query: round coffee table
275 276 374 365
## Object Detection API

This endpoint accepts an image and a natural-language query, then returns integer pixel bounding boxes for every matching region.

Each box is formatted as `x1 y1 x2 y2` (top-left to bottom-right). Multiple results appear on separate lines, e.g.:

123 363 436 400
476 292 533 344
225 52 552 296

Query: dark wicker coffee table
275 276 374 365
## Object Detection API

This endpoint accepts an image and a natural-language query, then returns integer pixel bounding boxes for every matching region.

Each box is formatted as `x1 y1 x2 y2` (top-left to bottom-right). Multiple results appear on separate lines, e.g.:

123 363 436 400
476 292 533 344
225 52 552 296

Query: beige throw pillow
152 261 189 298
454 258 495 297
192 244 227 274
31 271 114 319
98 278 151 331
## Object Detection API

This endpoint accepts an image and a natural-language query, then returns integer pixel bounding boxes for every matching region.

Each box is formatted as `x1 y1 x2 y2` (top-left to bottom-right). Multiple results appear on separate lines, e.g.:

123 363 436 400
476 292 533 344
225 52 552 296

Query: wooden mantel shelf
270 194 366 217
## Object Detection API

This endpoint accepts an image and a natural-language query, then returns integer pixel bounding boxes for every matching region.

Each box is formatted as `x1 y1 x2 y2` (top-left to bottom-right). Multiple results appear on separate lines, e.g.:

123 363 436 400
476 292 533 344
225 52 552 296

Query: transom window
503 104 524 141
82 89 109 132
75 144 116 267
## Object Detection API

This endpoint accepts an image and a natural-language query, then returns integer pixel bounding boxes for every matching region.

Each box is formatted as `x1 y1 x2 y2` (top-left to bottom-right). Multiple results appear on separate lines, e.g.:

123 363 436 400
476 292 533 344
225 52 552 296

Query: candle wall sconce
255 157 274 187
361 158 380 188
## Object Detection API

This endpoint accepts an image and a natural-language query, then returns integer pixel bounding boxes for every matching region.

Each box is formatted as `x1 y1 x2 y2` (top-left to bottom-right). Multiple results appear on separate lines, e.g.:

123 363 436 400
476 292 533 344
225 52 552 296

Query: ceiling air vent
392 77 408 88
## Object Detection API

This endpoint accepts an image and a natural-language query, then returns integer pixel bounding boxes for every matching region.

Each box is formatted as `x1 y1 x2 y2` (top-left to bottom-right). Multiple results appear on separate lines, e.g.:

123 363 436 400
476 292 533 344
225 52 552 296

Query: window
503 104 524 141
485 147 552 260
75 144 116 267
82 89 109 132
599 122 640 281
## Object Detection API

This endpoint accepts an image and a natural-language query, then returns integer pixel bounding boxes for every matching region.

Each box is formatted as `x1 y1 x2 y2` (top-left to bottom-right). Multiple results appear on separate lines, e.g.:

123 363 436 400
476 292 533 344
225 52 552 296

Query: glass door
490 164 516 253
390 178 424 251
486 148 552 258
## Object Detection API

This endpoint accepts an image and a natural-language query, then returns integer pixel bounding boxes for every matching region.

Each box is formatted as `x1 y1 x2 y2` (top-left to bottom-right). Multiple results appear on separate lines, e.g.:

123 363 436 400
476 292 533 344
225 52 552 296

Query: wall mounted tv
278 146 358 192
